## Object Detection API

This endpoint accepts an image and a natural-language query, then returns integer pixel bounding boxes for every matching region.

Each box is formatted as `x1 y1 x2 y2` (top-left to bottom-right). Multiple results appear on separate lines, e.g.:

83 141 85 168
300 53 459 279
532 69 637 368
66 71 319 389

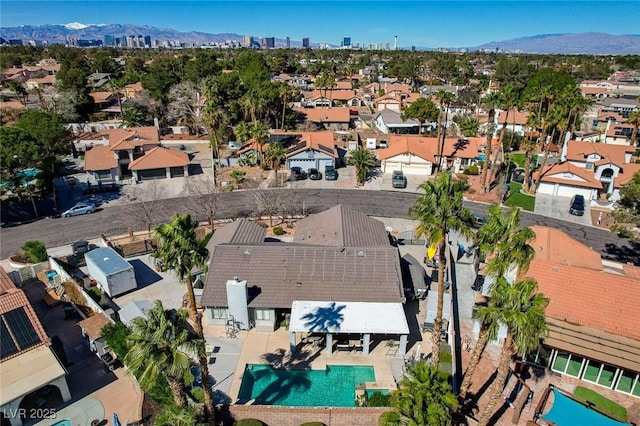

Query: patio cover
289 301 409 335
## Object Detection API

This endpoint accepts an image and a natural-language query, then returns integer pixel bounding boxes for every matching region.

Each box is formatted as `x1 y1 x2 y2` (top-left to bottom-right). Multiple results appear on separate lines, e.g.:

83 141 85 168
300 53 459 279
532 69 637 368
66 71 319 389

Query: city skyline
1 1 639 48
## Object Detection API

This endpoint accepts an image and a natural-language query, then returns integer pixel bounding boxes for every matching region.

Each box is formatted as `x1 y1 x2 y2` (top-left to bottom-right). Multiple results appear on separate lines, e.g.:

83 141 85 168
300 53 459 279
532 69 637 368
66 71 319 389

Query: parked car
62 202 96 217
289 166 305 181
325 165 338 181
392 170 407 188
569 194 585 216
71 241 90 256
308 168 322 180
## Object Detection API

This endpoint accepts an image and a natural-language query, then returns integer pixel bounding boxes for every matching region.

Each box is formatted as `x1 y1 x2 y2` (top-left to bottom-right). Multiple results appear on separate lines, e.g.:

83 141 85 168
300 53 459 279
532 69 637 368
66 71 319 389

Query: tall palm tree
410 172 475 365
263 142 286 171
234 121 252 143
153 214 215 420
125 300 198 408
480 91 502 192
202 102 228 188
626 110 640 146
250 121 269 164
491 85 520 179
476 277 549 426
458 204 536 400
348 147 376 185
379 361 458 426
434 90 456 173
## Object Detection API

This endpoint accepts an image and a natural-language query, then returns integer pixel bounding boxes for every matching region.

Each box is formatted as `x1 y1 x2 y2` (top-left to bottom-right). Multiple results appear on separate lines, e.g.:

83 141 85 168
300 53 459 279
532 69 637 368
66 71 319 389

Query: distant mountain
0 23 300 47
471 32 640 55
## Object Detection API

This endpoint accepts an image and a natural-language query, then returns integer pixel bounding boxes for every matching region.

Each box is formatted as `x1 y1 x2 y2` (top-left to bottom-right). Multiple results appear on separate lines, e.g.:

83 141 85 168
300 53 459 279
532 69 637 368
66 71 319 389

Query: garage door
401 163 432 176
170 167 184 178
384 161 401 173
537 182 555 195
138 168 166 181
556 185 593 200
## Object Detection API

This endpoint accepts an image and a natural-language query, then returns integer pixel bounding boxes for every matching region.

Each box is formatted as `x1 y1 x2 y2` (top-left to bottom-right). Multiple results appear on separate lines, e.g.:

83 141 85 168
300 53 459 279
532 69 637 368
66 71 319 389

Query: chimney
226 277 249 330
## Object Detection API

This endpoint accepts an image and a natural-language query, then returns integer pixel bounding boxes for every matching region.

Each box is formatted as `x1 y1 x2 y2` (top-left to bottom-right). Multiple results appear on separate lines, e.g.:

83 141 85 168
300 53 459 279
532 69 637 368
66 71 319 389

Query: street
1 188 638 265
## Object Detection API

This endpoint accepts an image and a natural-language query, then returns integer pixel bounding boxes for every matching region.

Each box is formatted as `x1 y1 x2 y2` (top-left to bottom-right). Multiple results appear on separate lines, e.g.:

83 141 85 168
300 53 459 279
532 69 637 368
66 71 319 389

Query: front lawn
504 182 535 211
573 386 628 422
510 152 526 168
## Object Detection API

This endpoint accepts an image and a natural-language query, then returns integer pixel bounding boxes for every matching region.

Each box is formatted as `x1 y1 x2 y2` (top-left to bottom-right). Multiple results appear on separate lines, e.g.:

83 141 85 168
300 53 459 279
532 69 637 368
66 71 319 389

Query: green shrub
234 419 266 426
189 387 205 403
87 287 102 304
463 165 480 175
272 226 285 235
440 352 453 363
21 240 47 263
365 392 391 407
101 322 131 360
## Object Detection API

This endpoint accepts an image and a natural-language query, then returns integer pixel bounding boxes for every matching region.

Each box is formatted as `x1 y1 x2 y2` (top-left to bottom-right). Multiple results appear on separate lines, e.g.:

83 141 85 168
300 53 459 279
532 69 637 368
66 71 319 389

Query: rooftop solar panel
4 307 41 351
318 144 334 154
0 320 18 359
286 141 307 154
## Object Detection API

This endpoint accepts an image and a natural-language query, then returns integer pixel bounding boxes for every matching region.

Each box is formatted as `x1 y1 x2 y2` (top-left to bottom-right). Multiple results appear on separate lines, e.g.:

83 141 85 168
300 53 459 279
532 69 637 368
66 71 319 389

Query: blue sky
1 1 639 47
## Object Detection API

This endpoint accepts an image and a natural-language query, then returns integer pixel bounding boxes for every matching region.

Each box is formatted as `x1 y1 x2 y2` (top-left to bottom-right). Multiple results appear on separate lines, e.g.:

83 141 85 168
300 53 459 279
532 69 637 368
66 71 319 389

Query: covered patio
288 301 410 356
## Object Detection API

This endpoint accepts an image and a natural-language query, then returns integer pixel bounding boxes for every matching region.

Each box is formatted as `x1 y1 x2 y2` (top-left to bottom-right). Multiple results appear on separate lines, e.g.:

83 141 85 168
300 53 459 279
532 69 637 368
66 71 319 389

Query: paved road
1 189 638 265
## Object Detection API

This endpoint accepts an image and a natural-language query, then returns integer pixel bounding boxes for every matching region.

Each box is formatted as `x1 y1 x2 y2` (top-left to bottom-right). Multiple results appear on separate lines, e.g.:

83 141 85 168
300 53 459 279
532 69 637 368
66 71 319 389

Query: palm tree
491 85 520 179
434 90 456 173
202 102 228 188
379 361 458 426
250 121 269 164
458 204 536 400
153 214 215 419
626 110 640 146
263 142 286 171
410 172 475 365
476 277 549 426
480 91 502 192
125 300 198 408
348 147 376 185
234 121 252 143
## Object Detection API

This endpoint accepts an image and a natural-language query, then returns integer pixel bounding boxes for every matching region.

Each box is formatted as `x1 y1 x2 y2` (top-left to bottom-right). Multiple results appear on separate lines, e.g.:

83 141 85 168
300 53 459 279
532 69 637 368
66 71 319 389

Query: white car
62 202 96 217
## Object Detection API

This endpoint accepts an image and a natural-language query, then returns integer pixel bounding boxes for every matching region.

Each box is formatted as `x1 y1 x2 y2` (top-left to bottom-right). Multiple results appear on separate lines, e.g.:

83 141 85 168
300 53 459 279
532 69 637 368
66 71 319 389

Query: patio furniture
386 340 400 356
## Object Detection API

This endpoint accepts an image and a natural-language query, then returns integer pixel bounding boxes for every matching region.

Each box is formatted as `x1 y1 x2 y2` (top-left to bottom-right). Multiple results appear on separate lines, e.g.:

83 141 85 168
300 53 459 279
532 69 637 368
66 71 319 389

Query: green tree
457 117 479 137
101 321 131 361
410 172 475 365
141 55 180 104
434 90 455 173
459 204 536 400
613 172 640 231
0 126 39 171
125 300 198 408
21 240 47 263
348 147 376 185
626 110 640 145
402 98 440 134
234 121 252 143
250 121 269 164
379 361 458 426
14 110 73 175
263 142 286 171
121 103 152 127
153 214 215 419
476 278 549 426
314 70 336 108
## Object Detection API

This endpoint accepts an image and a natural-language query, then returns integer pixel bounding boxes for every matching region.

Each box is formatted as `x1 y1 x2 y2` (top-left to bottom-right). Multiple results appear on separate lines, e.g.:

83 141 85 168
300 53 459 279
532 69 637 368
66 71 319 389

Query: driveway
534 193 592 226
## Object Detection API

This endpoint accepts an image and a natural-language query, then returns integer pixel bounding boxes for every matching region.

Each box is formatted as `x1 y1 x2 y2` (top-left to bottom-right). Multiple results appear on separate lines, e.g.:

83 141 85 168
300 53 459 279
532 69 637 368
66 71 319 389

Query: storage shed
85 247 137 297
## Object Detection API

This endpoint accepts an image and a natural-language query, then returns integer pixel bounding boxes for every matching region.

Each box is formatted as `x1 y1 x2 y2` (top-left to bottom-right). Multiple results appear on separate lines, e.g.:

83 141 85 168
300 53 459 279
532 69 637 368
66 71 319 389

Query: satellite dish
385 226 393 233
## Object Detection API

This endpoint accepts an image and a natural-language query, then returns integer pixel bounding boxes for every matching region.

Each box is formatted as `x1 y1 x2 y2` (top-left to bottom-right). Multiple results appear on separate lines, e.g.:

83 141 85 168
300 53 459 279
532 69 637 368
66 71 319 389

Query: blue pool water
366 389 390 397
541 389 628 426
51 420 72 426
238 364 375 406
1 168 42 188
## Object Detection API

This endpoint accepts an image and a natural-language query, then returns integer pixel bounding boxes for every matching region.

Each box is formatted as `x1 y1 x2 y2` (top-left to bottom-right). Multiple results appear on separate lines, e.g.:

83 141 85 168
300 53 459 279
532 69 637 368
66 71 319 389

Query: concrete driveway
534 193 592 226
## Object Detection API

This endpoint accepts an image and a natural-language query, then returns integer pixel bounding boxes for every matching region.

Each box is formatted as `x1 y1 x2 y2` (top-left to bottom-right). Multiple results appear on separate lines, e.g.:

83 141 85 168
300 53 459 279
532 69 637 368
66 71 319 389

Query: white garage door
401 163 431 176
383 161 402 173
556 185 592 199
537 182 555 195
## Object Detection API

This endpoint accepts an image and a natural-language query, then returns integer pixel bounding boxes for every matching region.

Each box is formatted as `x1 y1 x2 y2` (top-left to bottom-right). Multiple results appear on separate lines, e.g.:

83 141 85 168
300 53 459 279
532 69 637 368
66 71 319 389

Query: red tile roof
533 162 603 189
0 100 25 110
128 146 190 170
89 91 114 102
310 89 359 101
565 140 634 165
284 131 338 158
378 136 436 162
83 145 118 171
294 107 351 123
525 226 640 341
106 127 161 151
497 110 529 125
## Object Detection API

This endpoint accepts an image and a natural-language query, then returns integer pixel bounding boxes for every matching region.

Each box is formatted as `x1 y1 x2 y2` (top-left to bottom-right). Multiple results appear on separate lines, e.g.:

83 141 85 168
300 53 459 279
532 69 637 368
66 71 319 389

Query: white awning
289 301 409 335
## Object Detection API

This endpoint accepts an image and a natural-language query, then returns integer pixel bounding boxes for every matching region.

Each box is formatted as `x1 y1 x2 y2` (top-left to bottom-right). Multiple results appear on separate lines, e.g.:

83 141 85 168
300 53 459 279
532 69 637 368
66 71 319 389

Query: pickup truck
392 170 407 188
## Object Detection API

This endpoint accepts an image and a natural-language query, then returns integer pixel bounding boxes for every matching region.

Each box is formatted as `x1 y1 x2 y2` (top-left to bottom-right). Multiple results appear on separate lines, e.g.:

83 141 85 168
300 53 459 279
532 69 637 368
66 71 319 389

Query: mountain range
1 23 639 54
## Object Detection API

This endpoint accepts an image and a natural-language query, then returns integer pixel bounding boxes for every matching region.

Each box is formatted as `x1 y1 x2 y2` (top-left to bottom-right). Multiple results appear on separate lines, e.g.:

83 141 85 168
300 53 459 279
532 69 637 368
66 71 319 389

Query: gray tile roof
293 205 390 247
376 109 419 126
207 219 266 249
200 244 403 308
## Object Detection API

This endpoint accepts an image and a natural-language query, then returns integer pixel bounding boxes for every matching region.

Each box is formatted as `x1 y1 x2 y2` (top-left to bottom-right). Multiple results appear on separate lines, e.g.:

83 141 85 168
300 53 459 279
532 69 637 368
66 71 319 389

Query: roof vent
103 257 110 261
296 281 302 287
233 276 239 281
357 251 365 257
243 249 251 256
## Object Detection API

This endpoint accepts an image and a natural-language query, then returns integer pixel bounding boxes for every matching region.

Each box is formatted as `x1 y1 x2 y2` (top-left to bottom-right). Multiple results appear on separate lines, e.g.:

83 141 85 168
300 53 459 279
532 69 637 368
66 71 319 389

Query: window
615 370 637 394
598 364 617 388
582 360 602 383
210 307 227 319
255 309 272 321
566 355 584 377
551 350 570 373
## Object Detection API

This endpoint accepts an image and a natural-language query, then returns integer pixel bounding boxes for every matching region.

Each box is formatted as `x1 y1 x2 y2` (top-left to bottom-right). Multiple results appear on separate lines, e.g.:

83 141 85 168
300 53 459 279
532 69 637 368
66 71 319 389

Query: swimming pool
51 420 72 426
540 389 628 426
0 168 42 188
238 364 375 406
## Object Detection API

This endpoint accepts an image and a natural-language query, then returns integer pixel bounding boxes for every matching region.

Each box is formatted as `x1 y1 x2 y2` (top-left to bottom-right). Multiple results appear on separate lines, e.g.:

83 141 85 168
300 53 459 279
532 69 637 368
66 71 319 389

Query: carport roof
289 301 409 334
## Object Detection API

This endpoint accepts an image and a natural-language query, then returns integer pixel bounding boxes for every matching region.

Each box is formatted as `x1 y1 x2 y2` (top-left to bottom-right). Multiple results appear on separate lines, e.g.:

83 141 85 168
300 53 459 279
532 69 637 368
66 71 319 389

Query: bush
365 392 391 407
463 165 480 175
101 322 131 360
234 420 266 426
272 226 285 236
440 352 453 363
21 240 47 263
87 287 102 304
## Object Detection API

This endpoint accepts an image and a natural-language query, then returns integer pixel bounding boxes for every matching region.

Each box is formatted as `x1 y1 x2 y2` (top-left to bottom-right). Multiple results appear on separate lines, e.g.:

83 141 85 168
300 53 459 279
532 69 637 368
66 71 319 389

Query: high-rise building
343 36 351 47
242 35 253 47
286 37 290 48
104 35 115 47
144 36 152 48
302 37 310 48
265 37 275 49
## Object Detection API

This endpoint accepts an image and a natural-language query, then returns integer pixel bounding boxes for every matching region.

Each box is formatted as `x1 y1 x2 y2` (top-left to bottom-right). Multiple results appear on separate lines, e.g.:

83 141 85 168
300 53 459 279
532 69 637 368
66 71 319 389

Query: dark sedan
308 168 322 180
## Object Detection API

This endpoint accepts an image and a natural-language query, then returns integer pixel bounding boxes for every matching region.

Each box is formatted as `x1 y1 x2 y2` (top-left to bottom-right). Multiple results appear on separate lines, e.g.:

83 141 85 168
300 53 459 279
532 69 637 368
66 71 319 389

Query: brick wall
228 405 390 426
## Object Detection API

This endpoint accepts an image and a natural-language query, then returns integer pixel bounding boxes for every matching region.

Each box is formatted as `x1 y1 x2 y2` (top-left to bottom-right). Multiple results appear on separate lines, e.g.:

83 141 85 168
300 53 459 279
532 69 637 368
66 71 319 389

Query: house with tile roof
495 110 529 136
306 89 363 108
523 226 640 398
122 82 144 99
374 95 402 112
0 267 71 426
284 131 339 171
600 97 640 119
534 140 640 203
128 146 190 181
89 91 120 115
294 107 353 131
200 205 410 356
374 109 421 134
604 122 637 145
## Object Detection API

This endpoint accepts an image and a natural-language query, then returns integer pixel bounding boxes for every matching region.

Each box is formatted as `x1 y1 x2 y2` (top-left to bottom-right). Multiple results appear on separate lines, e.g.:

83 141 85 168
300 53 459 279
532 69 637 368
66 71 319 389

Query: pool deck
204 324 426 405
